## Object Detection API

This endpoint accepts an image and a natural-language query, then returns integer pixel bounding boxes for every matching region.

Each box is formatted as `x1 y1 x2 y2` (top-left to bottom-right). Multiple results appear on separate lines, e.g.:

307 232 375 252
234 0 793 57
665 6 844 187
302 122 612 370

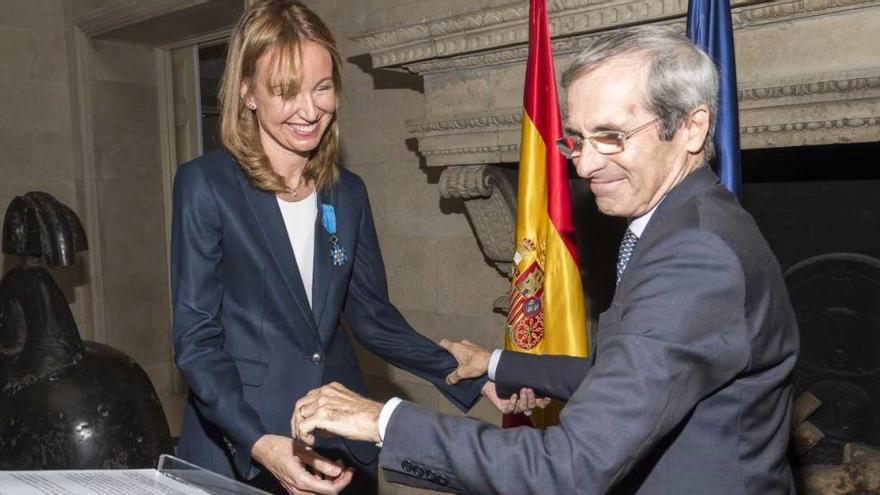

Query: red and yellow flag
504 0 588 425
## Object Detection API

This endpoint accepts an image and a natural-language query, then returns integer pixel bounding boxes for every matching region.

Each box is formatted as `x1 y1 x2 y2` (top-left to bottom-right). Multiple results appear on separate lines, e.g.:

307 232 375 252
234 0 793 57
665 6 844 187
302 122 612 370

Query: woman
170 2 485 494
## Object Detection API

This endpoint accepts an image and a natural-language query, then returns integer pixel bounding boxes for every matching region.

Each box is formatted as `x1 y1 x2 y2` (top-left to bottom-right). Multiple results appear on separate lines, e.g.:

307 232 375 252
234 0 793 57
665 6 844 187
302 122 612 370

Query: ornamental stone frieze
352 0 880 300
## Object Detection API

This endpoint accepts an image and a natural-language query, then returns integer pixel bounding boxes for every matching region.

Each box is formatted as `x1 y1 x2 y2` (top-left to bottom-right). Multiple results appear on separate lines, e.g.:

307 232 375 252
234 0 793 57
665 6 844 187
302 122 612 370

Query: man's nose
573 146 605 178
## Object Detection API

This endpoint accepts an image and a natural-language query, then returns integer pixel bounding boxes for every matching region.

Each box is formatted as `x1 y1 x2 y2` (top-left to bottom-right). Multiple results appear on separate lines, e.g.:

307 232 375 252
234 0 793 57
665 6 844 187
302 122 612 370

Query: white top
277 192 318 307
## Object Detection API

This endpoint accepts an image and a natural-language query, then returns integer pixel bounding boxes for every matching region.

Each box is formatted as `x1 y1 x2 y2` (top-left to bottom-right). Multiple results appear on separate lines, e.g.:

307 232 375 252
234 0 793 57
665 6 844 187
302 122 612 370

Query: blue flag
687 0 742 200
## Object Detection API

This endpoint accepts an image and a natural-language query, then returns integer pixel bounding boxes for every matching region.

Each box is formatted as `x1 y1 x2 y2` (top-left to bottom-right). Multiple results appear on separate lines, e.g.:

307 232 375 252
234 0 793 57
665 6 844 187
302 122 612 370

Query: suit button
426 471 437 482
311 353 321 364
401 461 412 472
412 466 425 478
437 476 448 486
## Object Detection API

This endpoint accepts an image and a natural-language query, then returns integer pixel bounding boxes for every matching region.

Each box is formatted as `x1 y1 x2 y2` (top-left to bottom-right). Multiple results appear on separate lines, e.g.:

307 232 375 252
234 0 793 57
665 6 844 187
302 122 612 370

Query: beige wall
0 0 91 328
87 36 178 432
1 0 178 435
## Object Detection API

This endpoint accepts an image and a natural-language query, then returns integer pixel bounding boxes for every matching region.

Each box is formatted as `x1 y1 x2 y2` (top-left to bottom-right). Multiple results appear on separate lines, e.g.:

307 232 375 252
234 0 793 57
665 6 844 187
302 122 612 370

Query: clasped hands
291 339 550 449
250 434 353 495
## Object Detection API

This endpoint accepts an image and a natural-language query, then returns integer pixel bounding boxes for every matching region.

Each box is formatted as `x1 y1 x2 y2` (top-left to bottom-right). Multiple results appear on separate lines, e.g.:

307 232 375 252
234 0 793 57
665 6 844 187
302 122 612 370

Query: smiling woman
245 40 337 199
169 2 488 495
218 0 342 197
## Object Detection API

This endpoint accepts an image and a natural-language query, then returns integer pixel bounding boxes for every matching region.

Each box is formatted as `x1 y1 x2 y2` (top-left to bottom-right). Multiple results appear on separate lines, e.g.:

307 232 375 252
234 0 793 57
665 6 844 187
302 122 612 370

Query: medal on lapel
321 204 348 266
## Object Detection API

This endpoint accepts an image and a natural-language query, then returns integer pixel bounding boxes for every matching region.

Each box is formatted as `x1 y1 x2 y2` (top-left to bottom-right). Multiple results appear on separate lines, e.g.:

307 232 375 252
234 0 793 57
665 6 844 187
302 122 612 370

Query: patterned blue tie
616 228 638 286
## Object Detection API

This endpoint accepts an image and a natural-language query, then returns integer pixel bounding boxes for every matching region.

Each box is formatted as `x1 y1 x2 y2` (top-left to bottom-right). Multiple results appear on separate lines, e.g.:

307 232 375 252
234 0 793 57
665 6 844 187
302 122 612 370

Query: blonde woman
170 2 486 493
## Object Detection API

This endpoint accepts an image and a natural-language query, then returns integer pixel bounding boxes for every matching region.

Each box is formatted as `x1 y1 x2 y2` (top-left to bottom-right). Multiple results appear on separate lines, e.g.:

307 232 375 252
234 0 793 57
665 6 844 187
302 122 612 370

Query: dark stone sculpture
0 192 173 469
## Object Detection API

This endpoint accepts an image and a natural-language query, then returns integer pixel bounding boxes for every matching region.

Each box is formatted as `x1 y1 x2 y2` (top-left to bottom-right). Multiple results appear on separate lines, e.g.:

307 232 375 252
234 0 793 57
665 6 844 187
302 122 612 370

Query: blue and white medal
321 204 348 266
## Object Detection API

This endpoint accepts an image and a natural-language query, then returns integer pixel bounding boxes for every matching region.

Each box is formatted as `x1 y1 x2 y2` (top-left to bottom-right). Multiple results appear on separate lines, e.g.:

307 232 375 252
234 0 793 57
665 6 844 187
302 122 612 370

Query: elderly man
292 25 799 494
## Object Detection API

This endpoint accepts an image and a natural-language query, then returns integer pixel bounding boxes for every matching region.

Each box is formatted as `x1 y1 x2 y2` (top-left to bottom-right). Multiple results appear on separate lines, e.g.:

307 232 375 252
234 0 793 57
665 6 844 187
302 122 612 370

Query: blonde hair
219 0 342 192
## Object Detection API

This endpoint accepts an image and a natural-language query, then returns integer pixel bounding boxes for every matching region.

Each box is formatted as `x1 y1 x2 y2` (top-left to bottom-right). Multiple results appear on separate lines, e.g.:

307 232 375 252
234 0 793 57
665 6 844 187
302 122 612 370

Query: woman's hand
481 382 552 416
251 434 353 494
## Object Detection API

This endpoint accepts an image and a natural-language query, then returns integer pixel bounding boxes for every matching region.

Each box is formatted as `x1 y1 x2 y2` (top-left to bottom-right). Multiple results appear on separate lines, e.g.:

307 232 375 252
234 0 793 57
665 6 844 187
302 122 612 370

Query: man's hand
439 339 491 385
293 382 383 446
251 434 353 495
481 382 552 416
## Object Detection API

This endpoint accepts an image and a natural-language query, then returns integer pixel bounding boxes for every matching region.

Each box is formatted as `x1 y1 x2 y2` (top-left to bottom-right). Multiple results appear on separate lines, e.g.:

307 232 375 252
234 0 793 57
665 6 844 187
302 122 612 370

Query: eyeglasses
555 117 661 158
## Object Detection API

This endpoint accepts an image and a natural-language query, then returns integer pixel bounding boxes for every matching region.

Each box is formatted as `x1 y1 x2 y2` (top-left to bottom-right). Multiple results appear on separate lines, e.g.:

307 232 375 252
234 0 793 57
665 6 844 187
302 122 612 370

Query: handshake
292 339 550 446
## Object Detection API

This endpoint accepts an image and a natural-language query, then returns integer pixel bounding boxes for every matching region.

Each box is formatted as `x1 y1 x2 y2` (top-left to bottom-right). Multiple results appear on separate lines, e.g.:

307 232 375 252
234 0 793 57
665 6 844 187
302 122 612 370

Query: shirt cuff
377 397 403 447
487 349 503 381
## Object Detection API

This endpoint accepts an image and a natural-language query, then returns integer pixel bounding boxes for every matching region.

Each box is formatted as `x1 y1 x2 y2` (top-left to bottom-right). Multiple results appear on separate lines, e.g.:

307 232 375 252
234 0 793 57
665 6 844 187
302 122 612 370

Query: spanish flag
504 0 588 426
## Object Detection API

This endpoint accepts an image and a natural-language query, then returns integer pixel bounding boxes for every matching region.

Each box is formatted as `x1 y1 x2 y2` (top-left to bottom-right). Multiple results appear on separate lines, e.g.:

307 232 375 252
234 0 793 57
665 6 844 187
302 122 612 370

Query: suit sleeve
495 351 590 400
171 163 267 478
343 177 485 411
379 229 751 494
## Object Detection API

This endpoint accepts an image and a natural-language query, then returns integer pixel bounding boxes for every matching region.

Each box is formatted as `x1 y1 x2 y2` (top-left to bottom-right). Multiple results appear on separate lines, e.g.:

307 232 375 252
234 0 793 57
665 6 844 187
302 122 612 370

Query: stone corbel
439 165 517 312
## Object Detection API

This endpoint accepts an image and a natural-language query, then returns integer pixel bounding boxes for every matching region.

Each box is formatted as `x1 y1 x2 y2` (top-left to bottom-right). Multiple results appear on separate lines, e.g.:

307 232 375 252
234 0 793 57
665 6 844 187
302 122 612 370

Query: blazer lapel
236 173 319 341
619 166 721 290
311 187 335 340
642 165 720 240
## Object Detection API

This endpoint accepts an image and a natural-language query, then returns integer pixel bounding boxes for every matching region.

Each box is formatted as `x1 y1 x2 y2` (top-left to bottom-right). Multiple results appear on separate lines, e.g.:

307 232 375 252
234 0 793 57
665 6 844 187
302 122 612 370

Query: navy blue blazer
171 150 484 479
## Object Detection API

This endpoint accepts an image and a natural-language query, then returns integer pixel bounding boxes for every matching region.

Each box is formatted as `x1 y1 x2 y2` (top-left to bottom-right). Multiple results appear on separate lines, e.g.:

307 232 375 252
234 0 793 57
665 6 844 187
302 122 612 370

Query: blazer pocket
232 356 268 387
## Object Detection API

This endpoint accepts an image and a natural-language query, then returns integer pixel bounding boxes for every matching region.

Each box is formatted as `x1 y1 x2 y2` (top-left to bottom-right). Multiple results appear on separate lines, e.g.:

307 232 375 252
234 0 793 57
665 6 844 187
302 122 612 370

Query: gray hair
561 25 719 161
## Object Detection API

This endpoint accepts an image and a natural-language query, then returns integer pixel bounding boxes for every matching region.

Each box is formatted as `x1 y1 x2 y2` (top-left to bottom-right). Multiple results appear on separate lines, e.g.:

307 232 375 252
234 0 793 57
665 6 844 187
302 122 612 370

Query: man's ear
685 104 711 154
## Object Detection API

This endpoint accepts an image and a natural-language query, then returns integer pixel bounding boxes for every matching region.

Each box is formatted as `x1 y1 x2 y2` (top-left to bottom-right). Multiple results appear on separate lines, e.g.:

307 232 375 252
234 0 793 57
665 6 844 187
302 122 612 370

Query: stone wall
0 0 90 331
86 37 178 434
1 0 179 436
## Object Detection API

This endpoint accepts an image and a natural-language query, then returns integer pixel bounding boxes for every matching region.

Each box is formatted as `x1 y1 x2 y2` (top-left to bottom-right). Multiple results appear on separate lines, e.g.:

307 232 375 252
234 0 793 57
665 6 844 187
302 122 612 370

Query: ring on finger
523 409 532 416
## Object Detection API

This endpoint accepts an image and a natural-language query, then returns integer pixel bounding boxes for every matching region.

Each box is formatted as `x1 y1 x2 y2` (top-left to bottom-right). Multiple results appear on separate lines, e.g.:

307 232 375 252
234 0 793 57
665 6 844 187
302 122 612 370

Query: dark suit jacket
171 150 484 480
379 166 799 494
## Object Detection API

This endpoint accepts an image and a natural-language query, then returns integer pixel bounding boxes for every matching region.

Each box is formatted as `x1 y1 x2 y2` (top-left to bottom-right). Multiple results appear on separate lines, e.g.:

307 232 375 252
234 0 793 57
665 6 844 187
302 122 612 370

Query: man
292 25 799 494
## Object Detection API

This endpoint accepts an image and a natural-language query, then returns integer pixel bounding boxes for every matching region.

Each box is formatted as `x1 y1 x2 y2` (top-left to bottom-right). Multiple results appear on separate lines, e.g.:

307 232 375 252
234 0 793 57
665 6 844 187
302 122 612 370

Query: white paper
0 469 209 495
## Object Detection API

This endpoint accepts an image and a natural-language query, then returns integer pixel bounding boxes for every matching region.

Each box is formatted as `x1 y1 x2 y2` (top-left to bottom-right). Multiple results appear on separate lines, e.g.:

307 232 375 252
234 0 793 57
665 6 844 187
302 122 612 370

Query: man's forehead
568 55 648 92
565 58 648 127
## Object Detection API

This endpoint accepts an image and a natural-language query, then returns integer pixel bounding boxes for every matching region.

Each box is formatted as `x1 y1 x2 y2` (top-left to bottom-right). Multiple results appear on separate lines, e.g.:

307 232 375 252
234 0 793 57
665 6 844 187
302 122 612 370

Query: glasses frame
555 117 661 158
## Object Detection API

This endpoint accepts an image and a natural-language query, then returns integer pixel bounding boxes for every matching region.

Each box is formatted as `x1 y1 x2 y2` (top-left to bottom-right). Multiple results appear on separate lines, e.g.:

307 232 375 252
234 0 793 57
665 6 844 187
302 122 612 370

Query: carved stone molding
73 0 209 36
407 110 522 135
353 0 877 74
410 72 880 137
420 144 521 166
742 116 880 135
732 0 879 28
355 0 690 70
408 69 880 158
403 20 685 74
439 165 517 266
739 73 880 108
